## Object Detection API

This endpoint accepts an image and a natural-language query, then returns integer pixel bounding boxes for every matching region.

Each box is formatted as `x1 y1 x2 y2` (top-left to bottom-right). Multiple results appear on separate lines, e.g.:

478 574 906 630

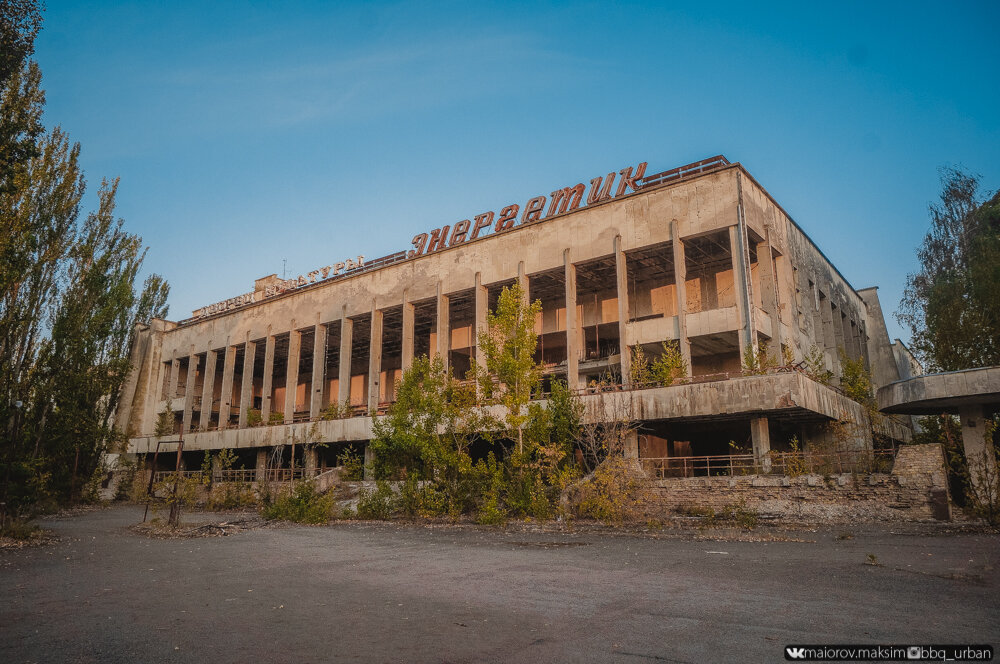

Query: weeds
262 481 333 524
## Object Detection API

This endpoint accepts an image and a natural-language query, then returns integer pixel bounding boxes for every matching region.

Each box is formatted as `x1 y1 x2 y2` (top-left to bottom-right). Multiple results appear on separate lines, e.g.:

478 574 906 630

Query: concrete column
368 305 383 412
168 356 180 402
960 405 996 494
238 339 256 428
821 293 841 376
310 323 327 419
436 282 450 371
181 352 198 433
841 315 856 360
730 224 754 364
474 273 488 380
832 306 846 357
750 416 772 473
218 345 236 430
564 250 580 389
255 448 268 481
284 327 301 423
517 261 530 308
305 446 318 476
338 317 353 406
363 444 374 480
260 333 276 422
401 291 414 372
198 348 217 430
614 235 631 387
624 430 639 459
670 221 692 372
757 233 782 359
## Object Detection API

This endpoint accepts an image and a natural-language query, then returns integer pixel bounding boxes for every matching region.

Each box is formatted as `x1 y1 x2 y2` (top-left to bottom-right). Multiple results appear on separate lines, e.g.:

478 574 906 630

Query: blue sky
33 1 1000 343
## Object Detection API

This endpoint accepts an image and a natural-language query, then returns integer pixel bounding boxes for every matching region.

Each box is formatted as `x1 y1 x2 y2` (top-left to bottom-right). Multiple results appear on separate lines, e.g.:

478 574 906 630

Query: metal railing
151 467 323 484
641 449 896 479
635 155 731 190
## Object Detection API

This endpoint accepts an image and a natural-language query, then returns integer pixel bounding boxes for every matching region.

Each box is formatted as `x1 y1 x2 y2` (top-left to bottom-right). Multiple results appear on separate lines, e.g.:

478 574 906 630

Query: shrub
742 344 776 375
246 408 263 427
339 445 364 481
262 481 333 523
206 481 257 510
650 341 687 386
355 480 397 520
573 457 641 524
801 346 833 384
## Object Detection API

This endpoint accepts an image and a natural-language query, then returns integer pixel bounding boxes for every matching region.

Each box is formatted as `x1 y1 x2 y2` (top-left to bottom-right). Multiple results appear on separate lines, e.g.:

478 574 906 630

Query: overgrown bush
262 481 333 523
339 445 364 481
355 480 398 520
246 408 262 427
321 399 354 420
571 457 641 524
803 346 833 384
838 349 875 408
206 481 257 510
742 344 777 375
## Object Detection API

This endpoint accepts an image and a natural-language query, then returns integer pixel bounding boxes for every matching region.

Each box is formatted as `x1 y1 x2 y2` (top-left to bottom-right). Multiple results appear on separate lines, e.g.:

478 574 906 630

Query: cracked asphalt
1 506 997 663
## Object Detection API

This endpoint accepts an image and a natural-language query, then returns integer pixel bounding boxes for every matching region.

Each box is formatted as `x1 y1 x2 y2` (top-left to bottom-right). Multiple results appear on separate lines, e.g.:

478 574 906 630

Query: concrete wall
640 444 951 522
119 160 906 457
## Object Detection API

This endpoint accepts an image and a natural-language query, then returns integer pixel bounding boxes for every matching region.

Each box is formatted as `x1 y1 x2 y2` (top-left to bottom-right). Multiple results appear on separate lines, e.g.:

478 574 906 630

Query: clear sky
32 1 1000 343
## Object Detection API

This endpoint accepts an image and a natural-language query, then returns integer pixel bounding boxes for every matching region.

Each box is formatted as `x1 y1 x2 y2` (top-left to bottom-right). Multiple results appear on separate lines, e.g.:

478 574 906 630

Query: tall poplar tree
0 4 170 518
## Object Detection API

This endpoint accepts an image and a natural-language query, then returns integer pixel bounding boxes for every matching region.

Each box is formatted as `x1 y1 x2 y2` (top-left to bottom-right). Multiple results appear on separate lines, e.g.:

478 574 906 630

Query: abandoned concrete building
116 155 914 477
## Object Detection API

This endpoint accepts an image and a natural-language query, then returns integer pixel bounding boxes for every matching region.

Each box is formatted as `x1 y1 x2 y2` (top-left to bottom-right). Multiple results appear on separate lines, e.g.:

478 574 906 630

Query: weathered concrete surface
135 373 912 453
877 366 1000 415
642 445 952 522
2 507 997 664
123 161 895 463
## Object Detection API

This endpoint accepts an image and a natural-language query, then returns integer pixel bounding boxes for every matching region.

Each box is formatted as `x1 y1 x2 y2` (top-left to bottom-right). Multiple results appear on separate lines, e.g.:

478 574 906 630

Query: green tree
0 1 44 193
0 17 169 521
475 280 541 454
898 168 1000 371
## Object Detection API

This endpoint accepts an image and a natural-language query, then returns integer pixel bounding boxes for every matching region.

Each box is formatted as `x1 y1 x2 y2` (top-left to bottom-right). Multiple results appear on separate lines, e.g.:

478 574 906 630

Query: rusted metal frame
143 433 184 523
636 156 730 189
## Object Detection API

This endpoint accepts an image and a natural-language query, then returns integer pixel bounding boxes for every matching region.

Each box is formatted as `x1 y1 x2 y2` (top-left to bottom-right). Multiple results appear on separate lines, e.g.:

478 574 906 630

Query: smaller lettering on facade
194 255 365 319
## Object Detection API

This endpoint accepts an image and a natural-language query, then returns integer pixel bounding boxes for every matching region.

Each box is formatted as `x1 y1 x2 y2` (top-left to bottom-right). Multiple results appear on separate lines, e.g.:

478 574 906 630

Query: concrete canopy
877 366 1000 415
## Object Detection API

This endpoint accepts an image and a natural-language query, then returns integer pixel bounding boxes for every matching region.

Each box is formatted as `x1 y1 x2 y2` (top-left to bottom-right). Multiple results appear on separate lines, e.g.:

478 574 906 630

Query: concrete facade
118 156 911 471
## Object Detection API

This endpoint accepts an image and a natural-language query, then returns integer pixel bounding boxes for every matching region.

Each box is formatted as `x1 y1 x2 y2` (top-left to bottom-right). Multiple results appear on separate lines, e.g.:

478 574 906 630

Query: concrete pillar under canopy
750 416 772 473
960 404 997 495
256 448 268 481
305 445 318 475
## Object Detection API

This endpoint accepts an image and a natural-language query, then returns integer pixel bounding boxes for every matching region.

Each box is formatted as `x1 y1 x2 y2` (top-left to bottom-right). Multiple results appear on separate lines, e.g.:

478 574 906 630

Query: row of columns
164 226 772 433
